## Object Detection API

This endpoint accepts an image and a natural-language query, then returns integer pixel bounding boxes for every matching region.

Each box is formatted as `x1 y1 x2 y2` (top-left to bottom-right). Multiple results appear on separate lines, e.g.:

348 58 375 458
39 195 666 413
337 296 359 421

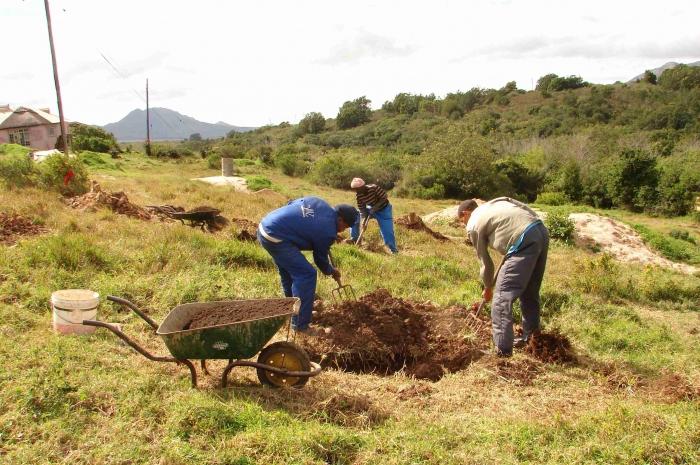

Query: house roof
0 106 61 130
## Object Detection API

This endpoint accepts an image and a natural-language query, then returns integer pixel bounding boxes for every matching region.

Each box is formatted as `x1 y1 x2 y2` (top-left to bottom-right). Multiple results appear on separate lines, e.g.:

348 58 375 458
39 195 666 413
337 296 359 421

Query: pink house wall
0 123 61 151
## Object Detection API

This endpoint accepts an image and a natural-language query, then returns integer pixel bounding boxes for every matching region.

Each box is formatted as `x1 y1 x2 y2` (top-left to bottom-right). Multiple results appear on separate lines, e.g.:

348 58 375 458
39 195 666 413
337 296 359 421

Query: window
8 128 30 147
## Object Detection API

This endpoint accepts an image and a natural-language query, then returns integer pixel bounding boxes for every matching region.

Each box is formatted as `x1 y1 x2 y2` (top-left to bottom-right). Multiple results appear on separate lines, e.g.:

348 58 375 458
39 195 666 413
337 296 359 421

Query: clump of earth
302 289 489 380
0 212 47 244
302 289 577 381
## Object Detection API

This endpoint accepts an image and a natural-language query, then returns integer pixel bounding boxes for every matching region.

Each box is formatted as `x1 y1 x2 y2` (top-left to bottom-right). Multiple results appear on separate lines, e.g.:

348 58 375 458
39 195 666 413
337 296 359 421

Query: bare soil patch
571 213 697 274
231 218 258 241
648 372 700 403
184 299 294 330
0 212 47 244
66 181 151 220
395 212 450 241
302 289 488 380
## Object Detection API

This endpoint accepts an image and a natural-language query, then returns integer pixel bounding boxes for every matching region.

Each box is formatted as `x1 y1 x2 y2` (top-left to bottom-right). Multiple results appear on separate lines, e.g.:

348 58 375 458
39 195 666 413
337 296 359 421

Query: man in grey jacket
458 197 549 356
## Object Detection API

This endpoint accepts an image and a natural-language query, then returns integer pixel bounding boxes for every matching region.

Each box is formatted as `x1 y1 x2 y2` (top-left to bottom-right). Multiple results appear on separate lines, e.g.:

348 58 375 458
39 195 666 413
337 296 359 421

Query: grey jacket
466 197 540 287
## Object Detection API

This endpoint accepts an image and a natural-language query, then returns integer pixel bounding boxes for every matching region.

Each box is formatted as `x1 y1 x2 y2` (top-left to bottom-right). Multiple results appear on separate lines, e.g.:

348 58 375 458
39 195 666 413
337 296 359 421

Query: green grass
632 223 700 264
1 151 699 464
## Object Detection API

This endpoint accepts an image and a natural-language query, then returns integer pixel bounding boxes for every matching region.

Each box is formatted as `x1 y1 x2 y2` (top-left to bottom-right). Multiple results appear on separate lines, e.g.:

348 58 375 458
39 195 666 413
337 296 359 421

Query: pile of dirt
570 213 697 274
184 298 295 330
0 212 47 244
395 213 450 241
302 289 488 380
145 204 185 220
648 372 700 403
231 218 258 241
66 181 152 220
421 205 461 227
524 330 577 364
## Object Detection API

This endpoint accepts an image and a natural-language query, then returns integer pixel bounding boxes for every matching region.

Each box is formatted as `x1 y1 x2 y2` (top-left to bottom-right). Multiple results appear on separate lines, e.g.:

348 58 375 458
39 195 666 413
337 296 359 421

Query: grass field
1 152 699 464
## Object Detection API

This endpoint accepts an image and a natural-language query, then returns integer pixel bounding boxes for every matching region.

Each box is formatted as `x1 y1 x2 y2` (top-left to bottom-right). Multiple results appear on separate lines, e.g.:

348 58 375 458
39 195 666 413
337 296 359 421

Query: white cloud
2 0 699 126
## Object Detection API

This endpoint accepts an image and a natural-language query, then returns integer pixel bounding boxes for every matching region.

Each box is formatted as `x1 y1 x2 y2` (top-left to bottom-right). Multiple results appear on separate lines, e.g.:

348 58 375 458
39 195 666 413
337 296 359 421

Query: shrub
0 153 37 188
276 153 309 177
336 97 372 129
607 149 659 212
545 211 575 242
298 112 326 135
244 175 272 191
403 128 506 199
207 153 221 170
69 123 120 153
38 154 89 196
309 155 370 189
669 229 695 244
632 224 692 262
536 192 570 206
150 144 194 158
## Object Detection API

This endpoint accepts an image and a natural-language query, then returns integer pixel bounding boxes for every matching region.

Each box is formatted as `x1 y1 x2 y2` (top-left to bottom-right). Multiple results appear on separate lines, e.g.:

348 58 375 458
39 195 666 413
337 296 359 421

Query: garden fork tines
331 277 356 304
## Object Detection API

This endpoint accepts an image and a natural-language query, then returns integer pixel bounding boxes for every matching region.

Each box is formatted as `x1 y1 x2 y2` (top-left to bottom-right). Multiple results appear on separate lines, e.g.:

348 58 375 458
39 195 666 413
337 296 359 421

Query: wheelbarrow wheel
256 341 311 388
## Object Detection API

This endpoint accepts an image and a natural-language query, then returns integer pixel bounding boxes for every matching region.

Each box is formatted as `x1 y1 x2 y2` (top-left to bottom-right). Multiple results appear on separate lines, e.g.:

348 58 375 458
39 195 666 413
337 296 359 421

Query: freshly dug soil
66 181 151 220
231 218 258 241
0 212 47 244
524 330 576 364
185 298 295 330
395 213 449 241
302 289 488 380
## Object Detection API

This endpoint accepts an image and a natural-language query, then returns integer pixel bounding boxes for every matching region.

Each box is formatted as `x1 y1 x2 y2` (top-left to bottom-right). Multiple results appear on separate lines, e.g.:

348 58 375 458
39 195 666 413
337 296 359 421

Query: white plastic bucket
51 289 99 335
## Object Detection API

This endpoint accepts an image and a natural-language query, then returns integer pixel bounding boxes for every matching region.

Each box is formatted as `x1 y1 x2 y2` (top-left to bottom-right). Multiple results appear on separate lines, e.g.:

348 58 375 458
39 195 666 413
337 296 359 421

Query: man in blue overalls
258 197 359 335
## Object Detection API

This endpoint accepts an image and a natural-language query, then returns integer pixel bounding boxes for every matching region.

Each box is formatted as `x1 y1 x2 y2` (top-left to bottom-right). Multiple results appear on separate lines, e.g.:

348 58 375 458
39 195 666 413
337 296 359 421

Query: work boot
513 336 528 349
295 325 331 337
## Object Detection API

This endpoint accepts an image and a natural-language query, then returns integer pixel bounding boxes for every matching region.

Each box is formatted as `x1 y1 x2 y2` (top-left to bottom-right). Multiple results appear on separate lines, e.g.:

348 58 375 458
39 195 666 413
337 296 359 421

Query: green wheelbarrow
82 296 322 388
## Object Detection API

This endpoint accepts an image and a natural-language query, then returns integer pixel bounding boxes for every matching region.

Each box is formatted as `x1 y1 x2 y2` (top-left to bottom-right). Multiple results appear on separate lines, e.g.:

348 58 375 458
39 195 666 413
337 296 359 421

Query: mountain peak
102 108 255 141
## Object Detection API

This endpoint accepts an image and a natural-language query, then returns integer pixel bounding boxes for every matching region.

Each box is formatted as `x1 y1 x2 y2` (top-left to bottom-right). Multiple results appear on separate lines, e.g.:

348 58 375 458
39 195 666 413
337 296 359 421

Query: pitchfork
328 251 357 304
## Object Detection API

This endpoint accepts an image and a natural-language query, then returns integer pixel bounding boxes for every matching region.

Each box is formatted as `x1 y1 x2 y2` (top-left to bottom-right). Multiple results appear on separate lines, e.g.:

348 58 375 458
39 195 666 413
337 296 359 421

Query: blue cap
335 204 359 226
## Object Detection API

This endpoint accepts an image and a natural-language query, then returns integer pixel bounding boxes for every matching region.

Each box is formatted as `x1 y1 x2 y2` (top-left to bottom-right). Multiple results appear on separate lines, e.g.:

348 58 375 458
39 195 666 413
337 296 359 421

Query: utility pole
43 0 69 154
145 79 151 156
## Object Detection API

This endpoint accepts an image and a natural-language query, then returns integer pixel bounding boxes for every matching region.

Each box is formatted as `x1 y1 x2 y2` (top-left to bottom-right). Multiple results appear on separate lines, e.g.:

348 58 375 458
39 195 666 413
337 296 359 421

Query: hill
628 60 700 82
102 107 255 141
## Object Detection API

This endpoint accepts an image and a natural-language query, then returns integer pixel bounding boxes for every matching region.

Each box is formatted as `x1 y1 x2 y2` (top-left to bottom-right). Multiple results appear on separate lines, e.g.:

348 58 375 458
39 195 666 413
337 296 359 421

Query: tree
607 149 659 211
642 70 657 85
658 64 700 90
69 123 120 153
189 133 202 141
298 112 326 135
336 96 372 129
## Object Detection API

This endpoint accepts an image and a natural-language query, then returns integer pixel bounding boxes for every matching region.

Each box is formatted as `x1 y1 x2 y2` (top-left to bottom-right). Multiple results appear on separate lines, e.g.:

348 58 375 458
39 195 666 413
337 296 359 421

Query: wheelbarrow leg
179 360 198 388
200 359 211 376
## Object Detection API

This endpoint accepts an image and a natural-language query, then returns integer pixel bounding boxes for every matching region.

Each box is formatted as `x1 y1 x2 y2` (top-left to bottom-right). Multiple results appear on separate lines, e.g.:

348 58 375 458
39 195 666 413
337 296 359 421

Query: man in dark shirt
258 197 359 334
349 177 398 254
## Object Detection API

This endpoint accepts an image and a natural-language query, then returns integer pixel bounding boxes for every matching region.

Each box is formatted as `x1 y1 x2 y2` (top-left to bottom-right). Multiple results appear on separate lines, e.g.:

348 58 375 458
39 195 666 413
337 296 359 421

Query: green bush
535 192 570 206
276 153 309 177
309 154 371 189
298 112 326 135
336 96 372 129
150 144 194 158
69 123 120 153
632 224 692 262
244 175 272 191
669 229 695 244
545 212 575 242
38 154 89 196
0 153 37 188
206 153 221 170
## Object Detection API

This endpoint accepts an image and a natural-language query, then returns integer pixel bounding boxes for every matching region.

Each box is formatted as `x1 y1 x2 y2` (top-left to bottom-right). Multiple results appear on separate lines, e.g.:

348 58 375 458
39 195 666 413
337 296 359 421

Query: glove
482 287 493 302
331 268 342 283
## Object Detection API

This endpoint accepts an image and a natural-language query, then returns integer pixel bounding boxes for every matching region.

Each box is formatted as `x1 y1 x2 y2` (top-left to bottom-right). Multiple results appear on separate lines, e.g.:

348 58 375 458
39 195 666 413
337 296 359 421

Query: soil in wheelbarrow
184 299 294 330
301 289 491 381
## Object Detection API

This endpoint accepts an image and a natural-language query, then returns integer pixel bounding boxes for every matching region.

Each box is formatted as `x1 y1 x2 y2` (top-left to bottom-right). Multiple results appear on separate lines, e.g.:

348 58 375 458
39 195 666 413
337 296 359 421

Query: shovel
328 251 357 304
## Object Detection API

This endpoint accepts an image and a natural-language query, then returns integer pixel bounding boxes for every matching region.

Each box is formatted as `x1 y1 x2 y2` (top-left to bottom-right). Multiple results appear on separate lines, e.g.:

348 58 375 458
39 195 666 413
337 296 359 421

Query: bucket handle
107 296 159 330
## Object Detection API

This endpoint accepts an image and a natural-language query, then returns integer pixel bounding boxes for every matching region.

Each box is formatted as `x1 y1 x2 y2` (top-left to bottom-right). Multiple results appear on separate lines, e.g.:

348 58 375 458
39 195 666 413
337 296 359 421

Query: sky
2 0 699 127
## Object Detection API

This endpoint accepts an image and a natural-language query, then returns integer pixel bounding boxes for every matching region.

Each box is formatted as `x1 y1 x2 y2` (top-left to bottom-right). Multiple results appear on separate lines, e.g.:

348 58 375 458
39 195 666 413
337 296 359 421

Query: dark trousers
491 223 549 354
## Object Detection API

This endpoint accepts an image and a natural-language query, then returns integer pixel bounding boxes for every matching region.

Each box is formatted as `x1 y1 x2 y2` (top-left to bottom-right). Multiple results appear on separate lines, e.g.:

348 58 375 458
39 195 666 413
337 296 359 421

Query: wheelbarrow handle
82 319 197 388
107 295 159 330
